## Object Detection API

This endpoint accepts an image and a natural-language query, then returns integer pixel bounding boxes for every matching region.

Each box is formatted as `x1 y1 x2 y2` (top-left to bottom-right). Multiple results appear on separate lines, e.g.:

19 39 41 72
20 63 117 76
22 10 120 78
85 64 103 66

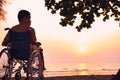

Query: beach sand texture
0 75 114 80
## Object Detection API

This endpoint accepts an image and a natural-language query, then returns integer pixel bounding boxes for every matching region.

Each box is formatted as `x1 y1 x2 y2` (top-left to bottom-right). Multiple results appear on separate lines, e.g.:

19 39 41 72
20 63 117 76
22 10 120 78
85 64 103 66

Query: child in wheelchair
1 10 45 80
2 9 45 70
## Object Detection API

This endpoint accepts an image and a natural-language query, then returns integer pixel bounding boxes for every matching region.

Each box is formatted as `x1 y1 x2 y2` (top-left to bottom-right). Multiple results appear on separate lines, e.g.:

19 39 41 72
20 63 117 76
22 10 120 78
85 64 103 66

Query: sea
43 63 120 77
0 63 119 77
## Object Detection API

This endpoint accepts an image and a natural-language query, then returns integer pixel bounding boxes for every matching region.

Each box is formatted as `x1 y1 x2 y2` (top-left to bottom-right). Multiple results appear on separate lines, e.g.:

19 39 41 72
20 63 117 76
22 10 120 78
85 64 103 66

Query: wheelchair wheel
0 48 9 64
0 48 13 80
28 52 44 80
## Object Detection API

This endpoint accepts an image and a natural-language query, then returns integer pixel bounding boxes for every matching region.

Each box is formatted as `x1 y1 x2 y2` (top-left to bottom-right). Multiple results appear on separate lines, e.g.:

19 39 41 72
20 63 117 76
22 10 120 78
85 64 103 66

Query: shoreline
0 75 114 80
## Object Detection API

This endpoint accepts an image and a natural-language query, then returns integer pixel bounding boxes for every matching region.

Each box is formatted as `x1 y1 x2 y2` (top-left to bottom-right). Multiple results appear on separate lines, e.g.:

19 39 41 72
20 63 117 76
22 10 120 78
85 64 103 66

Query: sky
0 0 120 65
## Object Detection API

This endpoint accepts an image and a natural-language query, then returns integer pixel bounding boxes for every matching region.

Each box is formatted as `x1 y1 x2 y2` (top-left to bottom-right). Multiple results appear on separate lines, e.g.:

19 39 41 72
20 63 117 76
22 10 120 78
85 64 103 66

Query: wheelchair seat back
9 30 32 60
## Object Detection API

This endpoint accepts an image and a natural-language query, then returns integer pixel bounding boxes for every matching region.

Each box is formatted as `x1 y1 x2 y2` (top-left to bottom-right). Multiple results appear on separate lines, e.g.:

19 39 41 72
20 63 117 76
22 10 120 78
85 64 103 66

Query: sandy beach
0 75 114 80
44 75 113 80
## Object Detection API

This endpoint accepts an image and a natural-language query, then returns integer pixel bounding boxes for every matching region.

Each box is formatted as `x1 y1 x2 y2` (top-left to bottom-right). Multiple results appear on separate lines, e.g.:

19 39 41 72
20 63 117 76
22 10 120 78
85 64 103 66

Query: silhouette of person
2 10 45 70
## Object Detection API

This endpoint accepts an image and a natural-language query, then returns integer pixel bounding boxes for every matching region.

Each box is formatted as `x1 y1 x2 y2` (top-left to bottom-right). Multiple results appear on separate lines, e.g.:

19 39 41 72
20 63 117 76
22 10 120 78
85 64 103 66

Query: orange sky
0 0 120 65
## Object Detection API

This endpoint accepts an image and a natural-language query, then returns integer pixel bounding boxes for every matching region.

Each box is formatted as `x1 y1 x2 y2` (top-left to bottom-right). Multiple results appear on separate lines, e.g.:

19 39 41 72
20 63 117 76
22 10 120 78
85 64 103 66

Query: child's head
18 10 31 22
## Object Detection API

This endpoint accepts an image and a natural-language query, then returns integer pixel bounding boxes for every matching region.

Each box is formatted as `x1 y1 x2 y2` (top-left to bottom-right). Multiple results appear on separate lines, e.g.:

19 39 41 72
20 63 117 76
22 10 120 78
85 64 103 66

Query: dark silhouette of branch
44 0 120 32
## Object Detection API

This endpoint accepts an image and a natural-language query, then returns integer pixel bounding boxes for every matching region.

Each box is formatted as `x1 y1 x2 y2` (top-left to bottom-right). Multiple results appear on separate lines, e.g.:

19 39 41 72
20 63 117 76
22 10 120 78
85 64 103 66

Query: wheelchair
0 28 44 80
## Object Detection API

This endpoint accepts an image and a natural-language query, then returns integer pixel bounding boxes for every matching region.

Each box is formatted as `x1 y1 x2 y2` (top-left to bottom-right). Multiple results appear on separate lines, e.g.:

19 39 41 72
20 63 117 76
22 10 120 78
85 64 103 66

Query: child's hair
18 10 30 22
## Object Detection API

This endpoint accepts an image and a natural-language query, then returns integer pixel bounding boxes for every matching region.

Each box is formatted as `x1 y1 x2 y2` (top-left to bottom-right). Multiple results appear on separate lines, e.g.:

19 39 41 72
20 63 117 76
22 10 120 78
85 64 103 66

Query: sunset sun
79 46 87 54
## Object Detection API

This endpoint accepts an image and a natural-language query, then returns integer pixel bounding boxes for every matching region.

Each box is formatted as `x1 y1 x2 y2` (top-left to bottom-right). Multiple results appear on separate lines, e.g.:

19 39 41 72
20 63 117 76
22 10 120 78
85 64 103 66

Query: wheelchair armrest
32 42 41 47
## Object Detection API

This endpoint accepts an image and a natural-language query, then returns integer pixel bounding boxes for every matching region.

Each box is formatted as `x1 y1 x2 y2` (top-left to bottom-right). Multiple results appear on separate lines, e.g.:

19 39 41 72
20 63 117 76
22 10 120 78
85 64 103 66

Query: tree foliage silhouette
0 0 7 20
44 0 120 32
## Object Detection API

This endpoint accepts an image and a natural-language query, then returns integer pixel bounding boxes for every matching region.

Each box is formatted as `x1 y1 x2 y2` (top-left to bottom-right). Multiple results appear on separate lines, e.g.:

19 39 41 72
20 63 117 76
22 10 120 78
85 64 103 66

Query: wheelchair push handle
4 27 10 31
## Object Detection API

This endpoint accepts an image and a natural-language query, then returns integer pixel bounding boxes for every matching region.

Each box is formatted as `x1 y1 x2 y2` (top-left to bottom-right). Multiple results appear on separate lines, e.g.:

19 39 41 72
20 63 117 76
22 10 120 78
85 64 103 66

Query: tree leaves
0 0 7 20
45 0 120 32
